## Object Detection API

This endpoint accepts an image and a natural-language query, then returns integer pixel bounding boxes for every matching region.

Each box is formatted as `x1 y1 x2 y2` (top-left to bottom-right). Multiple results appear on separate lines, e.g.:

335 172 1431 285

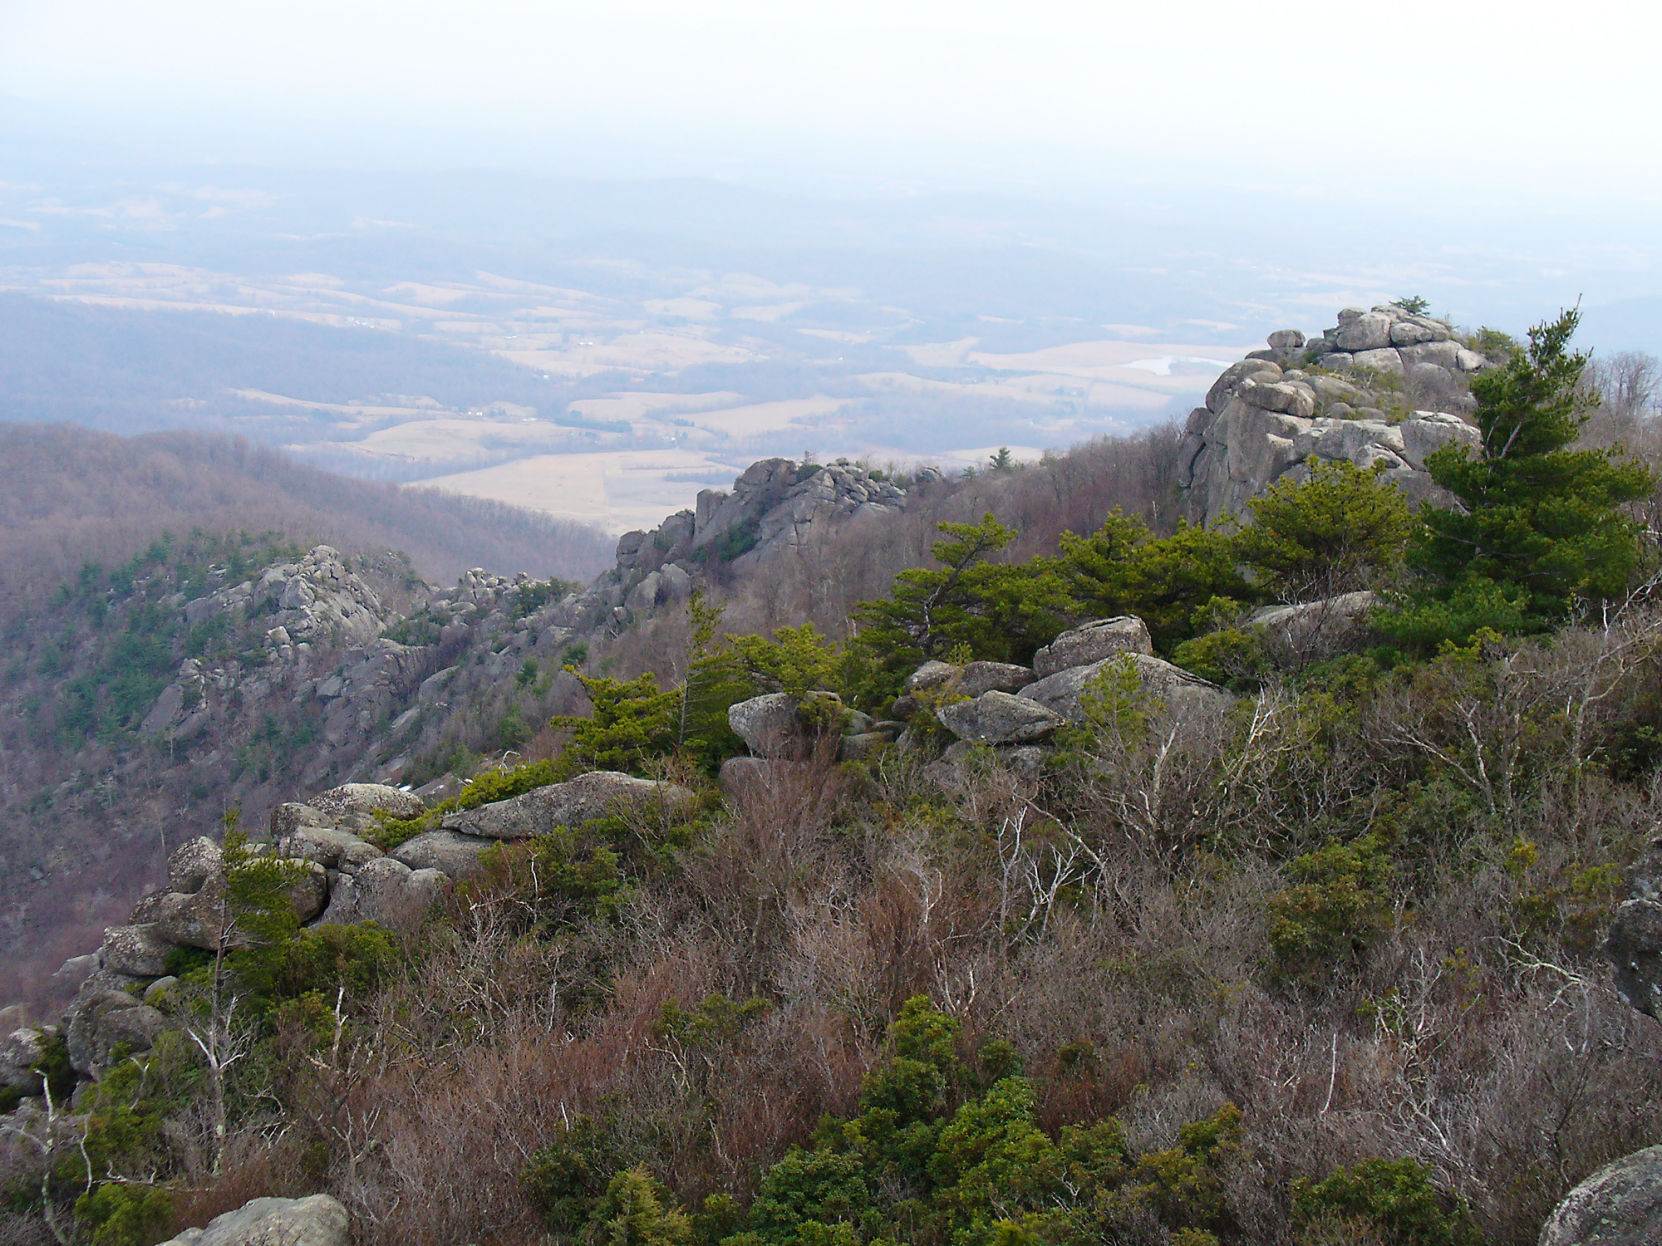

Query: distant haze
2 1 1659 533
4 1 1662 204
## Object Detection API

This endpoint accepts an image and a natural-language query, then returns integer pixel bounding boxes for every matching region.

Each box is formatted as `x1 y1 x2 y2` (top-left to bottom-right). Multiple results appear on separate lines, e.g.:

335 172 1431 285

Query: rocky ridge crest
558 457 912 632
1178 303 1493 526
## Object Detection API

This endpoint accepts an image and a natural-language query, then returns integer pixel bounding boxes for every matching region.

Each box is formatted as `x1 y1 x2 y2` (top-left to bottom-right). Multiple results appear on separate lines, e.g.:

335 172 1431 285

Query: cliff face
1178 303 1492 526
556 457 914 632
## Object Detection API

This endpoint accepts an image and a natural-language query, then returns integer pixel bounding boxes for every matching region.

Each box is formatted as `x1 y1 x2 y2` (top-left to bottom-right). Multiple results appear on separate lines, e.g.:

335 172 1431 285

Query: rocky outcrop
277 825 384 873
135 839 326 951
936 691 1065 745
1019 652 1232 723
303 783 425 827
35 777 454 1083
1246 591 1380 658
180 546 394 653
0 1027 51 1093
63 989 169 1077
1033 617 1153 677
903 615 1231 775
1607 840 1662 1021
1178 304 1490 526
157 1194 351 1246
563 457 909 630
1539 1146 1662 1246
726 689 893 761
99 923 175 978
317 857 448 930
440 772 696 839
391 829 496 878
728 692 805 758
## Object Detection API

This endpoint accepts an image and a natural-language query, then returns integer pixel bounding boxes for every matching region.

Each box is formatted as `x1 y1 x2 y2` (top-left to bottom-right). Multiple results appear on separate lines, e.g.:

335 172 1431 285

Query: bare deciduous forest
0 423 615 619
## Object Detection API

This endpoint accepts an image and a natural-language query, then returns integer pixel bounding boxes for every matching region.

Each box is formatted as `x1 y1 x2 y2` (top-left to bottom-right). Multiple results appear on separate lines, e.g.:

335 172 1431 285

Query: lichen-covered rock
156 1193 350 1246
100 923 174 978
0 1027 49 1092
1608 842 1662 1020
728 692 804 758
1205 360 1281 412
955 661 1037 697
63 989 169 1076
53 954 100 994
838 732 892 760
151 844 327 950
936 691 1065 745
269 802 329 843
1247 591 1379 656
278 825 384 873
1539 1145 1662 1246
305 782 425 829
317 857 448 930
905 661 961 695
1019 653 1232 722
1399 409 1482 470
1033 617 1154 677
441 771 695 839
150 876 229 951
1335 309 1393 351
1240 379 1316 418
392 829 494 877
168 837 223 893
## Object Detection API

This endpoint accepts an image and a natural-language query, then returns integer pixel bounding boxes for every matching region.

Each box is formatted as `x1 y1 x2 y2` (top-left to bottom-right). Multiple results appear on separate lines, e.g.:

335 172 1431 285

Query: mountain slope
0 423 615 621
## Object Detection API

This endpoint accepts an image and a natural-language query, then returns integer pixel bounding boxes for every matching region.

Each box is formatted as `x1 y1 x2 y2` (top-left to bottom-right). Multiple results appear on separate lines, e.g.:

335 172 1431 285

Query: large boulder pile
1178 304 1491 526
886 615 1232 766
182 545 396 653
13 764 714 1088
563 458 909 629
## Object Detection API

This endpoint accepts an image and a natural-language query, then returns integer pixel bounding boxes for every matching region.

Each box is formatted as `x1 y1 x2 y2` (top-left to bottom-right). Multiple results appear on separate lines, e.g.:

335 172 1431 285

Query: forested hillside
0 423 614 621
5 306 1662 1246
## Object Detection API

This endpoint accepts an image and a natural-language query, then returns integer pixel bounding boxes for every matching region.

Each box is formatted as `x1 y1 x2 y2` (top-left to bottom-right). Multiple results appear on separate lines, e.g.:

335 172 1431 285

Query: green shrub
1232 460 1413 603
523 1115 632 1231
1291 1157 1481 1246
590 1167 693 1245
1268 833 1394 979
551 672 679 778
73 1183 174 1246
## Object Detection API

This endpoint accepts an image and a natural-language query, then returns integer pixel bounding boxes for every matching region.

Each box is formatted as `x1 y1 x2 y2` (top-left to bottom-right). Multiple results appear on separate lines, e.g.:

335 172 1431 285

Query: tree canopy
1386 308 1654 647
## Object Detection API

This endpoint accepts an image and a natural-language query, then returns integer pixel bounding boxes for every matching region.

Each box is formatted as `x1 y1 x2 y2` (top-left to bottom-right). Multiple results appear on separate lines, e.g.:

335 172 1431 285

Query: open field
425 447 751 532
0 174 1275 532
2 251 1248 528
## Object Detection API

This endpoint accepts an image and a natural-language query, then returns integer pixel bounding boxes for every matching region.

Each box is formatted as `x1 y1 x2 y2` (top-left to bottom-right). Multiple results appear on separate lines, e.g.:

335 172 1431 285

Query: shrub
1268 832 1394 979
552 672 679 778
1233 460 1413 603
1291 1157 1481 1246
73 1183 174 1246
522 1115 632 1232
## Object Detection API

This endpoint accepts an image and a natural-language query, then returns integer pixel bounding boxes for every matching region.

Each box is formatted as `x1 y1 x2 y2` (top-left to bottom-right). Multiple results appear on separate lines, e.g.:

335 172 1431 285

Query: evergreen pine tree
1387 308 1653 647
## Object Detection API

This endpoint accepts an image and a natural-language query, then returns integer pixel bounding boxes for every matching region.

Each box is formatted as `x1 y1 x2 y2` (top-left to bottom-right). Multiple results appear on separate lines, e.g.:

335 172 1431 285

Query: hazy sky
4 0 1662 202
